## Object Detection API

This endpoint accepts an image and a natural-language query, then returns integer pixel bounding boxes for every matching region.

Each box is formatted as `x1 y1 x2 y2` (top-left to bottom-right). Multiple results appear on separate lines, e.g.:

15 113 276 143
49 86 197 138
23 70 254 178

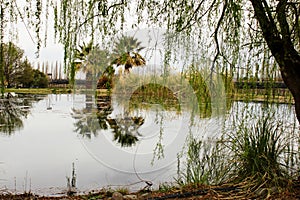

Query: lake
0 92 297 195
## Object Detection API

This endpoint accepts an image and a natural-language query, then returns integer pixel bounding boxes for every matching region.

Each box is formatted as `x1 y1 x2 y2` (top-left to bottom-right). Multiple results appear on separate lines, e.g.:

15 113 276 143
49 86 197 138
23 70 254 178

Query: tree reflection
0 93 38 135
74 90 184 147
107 112 144 147
72 107 101 139
72 93 145 146
72 93 110 139
97 94 144 147
128 83 181 112
96 95 113 130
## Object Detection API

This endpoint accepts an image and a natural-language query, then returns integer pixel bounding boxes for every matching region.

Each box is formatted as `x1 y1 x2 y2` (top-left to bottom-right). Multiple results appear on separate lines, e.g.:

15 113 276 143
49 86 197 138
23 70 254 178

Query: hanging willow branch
0 3 4 95
35 0 42 56
79 0 125 27
212 0 228 70
12 0 35 45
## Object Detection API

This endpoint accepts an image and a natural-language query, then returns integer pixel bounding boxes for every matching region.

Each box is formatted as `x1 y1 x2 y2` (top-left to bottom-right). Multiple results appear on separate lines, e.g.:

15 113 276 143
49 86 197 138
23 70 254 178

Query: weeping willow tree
1 0 300 123
54 0 300 123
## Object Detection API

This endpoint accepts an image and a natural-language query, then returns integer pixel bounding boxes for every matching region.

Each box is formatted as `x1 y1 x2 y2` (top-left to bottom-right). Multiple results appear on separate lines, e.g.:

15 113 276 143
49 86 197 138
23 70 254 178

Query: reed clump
226 110 295 187
177 138 229 186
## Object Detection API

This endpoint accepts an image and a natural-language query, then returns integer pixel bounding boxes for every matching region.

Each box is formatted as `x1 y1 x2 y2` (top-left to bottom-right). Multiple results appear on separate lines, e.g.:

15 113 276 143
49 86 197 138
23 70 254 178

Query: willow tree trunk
250 0 300 123
279 54 300 124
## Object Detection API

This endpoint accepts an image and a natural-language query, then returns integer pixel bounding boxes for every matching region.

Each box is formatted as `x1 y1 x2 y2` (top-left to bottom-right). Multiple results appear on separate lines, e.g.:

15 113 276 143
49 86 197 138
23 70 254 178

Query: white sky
16 20 64 65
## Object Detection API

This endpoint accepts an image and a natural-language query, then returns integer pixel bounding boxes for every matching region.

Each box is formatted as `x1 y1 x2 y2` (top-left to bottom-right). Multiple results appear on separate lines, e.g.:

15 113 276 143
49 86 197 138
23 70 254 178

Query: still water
0 93 296 195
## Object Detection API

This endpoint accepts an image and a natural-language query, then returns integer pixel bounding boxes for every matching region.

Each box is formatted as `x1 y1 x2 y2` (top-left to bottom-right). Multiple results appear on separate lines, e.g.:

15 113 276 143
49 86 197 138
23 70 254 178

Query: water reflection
73 81 218 147
96 95 113 130
94 84 183 147
72 107 101 139
108 112 144 147
0 93 295 194
0 93 41 135
128 83 181 112
72 94 145 146
97 94 145 147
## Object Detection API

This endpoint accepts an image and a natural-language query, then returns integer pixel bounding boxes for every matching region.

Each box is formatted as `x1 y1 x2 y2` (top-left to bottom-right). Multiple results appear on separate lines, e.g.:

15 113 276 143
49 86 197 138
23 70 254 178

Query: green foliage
114 187 129 195
72 108 101 139
112 35 145 55
184 65 211 114
129 83 181 111
111 35 146 73
158 182 176 192
226 109 294 187
75 41 93 60
31 69 48 88
86 47 111 79
1 42 24 88
14 59 34 88
0 42 47 89
0 98 27 135
0 94 40 135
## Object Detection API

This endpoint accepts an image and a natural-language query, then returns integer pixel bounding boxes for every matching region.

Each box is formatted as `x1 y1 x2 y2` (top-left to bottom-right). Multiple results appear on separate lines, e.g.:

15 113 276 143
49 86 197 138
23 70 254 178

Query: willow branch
261 0 276 28
211 0 228 70
277 0 294 49
79 1 124 28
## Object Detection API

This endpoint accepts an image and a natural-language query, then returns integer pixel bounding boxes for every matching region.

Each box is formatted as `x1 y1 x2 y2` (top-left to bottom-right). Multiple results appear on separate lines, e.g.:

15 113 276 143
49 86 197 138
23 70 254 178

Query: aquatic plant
66 162 77 195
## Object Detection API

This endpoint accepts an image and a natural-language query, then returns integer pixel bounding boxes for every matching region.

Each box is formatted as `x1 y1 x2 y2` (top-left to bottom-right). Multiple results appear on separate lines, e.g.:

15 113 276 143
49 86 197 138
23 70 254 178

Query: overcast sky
16 20 64 65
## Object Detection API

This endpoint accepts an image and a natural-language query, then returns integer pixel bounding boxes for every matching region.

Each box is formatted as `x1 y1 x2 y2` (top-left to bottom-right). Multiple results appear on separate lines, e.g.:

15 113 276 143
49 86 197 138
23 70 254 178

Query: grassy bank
5 88 73 94
233 89 294 104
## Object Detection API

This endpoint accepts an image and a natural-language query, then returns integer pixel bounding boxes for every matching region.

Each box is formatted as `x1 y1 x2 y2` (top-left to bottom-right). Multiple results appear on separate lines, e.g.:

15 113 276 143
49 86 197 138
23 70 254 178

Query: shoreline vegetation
5 87 294 105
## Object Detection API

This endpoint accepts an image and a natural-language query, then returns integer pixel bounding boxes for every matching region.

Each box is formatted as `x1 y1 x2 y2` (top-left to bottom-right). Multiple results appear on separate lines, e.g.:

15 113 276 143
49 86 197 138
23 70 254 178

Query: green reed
176 135 230 186
223 106 299 189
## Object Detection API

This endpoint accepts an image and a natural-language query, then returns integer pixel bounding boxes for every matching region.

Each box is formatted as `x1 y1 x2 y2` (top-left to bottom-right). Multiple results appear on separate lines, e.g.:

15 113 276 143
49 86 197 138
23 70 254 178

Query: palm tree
97 35 146 89
75 41 111 88
111 35 146 73
74 41 93 62
112 35 144 55
112 52 146 73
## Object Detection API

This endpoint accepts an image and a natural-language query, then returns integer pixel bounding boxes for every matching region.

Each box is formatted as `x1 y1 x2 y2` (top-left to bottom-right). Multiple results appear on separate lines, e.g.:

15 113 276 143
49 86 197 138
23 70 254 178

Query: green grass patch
6 88 72 94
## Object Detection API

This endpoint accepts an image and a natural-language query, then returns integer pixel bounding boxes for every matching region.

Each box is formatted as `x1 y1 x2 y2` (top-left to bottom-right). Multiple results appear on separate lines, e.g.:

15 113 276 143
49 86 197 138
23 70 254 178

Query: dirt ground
0 183 300 200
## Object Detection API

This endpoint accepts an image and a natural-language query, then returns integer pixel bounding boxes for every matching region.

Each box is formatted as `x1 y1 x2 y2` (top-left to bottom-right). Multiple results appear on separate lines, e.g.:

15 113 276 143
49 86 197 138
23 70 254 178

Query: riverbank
0 180 300 199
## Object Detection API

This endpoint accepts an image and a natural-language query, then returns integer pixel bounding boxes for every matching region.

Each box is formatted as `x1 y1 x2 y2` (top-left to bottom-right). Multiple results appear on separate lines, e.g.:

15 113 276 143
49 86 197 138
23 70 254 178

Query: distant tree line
1 42 48 88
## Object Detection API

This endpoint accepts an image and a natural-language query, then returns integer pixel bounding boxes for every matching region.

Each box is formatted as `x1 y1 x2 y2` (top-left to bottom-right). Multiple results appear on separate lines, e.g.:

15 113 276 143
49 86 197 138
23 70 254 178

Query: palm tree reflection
73 94 144 147
72 108 101 139
107 112 144 147
96 95 113 130
97 94 144 147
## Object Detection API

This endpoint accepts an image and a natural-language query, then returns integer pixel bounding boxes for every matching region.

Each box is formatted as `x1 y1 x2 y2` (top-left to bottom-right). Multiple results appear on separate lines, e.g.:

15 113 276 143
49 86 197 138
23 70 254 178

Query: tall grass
177 104 299 195
176 136 230 185
223 105 299 190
